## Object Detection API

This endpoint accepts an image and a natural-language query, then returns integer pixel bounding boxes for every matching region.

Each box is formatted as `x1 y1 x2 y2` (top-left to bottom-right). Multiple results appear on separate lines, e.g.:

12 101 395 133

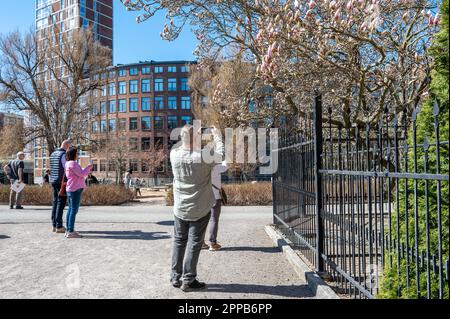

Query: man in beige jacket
170 125 224 292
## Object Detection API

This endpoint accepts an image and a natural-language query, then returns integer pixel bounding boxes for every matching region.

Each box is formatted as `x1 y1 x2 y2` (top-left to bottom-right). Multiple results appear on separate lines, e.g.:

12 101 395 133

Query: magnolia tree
121 0 440 130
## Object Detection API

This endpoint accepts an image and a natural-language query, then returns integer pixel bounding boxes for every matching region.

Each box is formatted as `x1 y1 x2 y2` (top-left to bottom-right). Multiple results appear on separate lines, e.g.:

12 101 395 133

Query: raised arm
68 162 92 178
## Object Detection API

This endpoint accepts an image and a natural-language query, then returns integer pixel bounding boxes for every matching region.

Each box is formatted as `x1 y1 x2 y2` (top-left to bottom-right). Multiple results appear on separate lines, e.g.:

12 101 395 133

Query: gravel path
0 205 315 299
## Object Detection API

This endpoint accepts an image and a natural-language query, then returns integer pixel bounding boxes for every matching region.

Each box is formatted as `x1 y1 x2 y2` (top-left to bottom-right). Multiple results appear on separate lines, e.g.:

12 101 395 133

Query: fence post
314 94 324 272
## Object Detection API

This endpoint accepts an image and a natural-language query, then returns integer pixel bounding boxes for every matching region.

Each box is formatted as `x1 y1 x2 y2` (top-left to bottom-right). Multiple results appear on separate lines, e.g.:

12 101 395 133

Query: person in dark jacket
43 169 50 184
49 140 71 233
86 173 99 186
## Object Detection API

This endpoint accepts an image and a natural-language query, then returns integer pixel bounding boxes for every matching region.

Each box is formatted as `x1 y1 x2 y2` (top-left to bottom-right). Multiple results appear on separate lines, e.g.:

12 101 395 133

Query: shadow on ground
79 230 171 240
206 283 314 298
0 235 11 240
156 221 174 226
219 246 280 253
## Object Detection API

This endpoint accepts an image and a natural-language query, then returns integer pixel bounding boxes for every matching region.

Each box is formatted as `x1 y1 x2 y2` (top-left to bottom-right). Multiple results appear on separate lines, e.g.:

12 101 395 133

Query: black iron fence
273 95 449 299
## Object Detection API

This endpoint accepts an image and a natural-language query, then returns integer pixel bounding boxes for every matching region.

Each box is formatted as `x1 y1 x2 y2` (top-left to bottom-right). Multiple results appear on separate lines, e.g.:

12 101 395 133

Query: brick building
33 0 113 183
89 60 195 184
36 0 113 50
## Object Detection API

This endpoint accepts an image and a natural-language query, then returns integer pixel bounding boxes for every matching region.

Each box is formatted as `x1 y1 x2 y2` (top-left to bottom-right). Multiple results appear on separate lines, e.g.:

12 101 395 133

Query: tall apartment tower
33 0 113 183
35 0 113 50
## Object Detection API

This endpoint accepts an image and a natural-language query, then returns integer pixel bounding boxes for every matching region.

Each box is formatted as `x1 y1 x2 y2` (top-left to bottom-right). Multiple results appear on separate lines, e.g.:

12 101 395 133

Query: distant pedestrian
124 170 133 189
134 178 142 197
43 169 50 185
64 147 92 239
6 152 26 210
49 140 71 234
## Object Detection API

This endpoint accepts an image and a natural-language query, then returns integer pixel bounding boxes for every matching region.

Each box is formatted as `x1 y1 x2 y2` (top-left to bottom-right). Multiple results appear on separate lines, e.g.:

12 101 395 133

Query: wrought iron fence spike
433 98 440 116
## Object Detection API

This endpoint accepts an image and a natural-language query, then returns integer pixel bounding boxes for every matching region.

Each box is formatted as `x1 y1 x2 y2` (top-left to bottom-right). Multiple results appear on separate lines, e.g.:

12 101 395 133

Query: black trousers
51 183 67 228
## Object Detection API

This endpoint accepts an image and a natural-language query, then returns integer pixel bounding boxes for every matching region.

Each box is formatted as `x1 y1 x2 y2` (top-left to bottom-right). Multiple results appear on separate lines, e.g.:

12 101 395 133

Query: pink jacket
65 161 91 192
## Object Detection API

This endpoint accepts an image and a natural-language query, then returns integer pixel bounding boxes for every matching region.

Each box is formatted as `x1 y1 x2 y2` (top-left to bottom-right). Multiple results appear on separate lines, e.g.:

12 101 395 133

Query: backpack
3 163 13 180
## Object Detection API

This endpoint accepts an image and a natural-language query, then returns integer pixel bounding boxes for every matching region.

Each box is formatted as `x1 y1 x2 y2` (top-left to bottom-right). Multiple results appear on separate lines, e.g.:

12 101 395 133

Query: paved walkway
0 205 315 299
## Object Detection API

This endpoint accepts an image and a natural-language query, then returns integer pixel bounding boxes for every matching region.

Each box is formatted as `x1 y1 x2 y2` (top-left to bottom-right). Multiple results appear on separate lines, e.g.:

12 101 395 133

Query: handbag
59 175 67 198
212 184 227 205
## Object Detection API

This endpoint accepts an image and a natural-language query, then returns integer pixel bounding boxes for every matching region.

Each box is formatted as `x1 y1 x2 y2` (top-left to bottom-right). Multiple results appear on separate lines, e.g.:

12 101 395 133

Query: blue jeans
171 213 211 284
51 183 67 228
66 189 83 233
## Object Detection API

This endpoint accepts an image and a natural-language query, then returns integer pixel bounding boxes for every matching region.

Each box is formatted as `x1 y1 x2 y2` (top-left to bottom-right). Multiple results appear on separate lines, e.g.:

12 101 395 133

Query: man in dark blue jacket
49 140 71 233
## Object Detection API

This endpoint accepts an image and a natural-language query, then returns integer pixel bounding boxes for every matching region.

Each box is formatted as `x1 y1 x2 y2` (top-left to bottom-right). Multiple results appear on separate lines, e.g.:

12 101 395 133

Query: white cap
17 152 25 157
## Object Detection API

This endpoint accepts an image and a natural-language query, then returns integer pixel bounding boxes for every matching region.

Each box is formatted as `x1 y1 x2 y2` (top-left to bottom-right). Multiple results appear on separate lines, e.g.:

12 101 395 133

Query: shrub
0 184 134 206
165 182 273 206
223 182 272 206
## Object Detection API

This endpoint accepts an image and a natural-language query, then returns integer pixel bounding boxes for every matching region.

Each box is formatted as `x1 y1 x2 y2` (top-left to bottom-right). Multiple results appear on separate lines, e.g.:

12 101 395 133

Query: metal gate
273 95 449 299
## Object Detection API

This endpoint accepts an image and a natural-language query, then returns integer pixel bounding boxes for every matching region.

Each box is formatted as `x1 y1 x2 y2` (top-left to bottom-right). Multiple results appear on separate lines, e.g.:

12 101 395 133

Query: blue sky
0 0 197 64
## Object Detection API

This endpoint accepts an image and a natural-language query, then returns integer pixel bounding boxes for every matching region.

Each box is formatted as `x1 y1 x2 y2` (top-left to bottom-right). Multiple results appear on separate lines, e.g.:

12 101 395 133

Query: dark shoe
10 206 14 210
171 279 182 288
181 280 206 292
16 206 24 210
56 227 66 234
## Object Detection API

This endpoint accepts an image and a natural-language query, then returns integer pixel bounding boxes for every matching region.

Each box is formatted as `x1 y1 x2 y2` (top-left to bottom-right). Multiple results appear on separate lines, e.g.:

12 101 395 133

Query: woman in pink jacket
64 147 92 239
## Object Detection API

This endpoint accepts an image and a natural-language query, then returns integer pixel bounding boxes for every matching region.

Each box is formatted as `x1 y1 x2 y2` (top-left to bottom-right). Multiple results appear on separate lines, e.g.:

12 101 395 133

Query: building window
142 138 151 151
142 67 151 74
118 99 127 112
129 68 138 76
129 117 138 131
155 137 164 149
108 160 116 172
109 100 116 113
155 116 164 130
101 85 107 96
154 66 163 73
118 118 127 131
118 69 126 77
168 116 178 130
181 97 191 110
92 105 99 116
141 161 149 173
129 138 139 151
119 81 127 94
100 160 107 172
100 120 107 132
92 121 99 133
142 97 151 111
181 78 189 91
181 65 189 73
92 160 98 172
168 66 177 72
129 98 138 112
129 80 138 94
109 119 116 132
109 82 116 96
100 102 107 114
181 116 192 125
168 96 177 110
168 78 177 91
109 71 116 78
141 116 152 131
154 78 164 92
129 160 139 172
141 79 151 93
154 96 164 110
